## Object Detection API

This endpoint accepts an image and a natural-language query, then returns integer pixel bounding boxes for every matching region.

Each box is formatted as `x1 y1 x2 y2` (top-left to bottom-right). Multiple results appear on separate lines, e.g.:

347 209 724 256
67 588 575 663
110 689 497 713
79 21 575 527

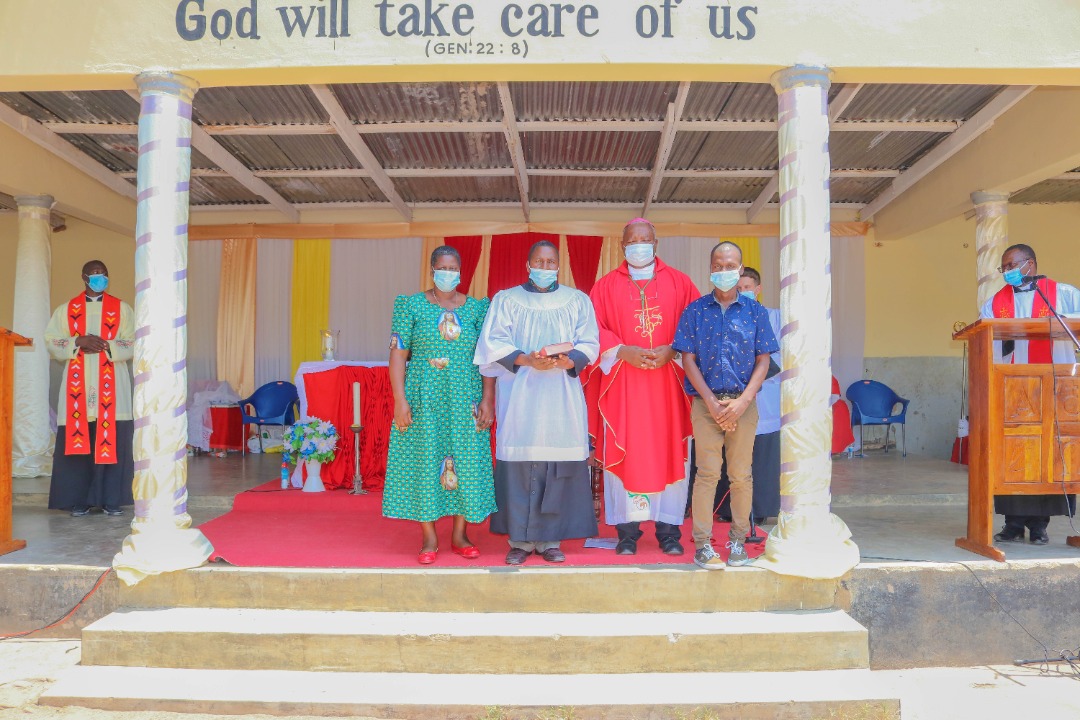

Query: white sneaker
726 539 750 566
693 545 726 570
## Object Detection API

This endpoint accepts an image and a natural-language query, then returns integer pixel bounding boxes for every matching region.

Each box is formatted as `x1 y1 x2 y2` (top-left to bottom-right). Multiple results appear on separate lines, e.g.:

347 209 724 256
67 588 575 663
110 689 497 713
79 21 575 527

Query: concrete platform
40 666 901 719
81 607 868 674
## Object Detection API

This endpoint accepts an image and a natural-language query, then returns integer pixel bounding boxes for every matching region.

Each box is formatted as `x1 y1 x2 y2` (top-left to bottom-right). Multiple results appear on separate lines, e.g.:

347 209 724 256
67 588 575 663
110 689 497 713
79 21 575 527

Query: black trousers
616 521 682 542
1003 515 1049 534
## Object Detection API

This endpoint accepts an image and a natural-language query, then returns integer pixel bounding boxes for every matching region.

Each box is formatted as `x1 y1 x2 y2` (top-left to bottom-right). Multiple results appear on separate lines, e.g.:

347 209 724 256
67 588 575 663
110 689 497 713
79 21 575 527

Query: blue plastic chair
238 381 299 454
846 380 910 457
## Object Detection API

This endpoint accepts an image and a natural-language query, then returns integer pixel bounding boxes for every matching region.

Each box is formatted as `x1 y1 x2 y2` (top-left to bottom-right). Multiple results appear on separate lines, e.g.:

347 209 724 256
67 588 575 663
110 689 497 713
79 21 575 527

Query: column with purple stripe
757 65 860 580
113 71 213 586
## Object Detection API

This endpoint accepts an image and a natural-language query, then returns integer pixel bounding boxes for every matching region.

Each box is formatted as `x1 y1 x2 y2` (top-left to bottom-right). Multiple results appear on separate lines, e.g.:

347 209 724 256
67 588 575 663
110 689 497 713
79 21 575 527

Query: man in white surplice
475 240 601 565
979 243 1078 545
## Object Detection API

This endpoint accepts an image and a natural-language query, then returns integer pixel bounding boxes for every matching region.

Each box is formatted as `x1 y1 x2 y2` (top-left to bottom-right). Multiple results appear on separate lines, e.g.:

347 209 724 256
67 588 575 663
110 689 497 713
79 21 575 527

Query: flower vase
302 460 326 493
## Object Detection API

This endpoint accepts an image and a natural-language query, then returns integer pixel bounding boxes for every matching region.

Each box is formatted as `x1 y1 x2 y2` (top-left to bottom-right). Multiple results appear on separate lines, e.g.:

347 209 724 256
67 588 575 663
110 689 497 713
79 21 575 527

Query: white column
971 191 1009 312
758 66 860 580
11 195 54 478
112 71 213 586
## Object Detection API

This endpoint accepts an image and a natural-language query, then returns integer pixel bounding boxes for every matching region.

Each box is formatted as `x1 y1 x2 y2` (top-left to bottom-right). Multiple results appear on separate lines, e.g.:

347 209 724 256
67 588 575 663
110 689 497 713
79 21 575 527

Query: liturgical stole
991 279 1058 364
65 293 121 463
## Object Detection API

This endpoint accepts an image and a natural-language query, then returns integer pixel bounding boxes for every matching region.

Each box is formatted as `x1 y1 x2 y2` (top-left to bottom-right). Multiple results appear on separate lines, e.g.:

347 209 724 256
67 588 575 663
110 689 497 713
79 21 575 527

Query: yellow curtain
216 238 257 398
595 236 624 282
419 237 442 291
290 239 332 377
468 235 492 299
719 236 761 274
557 234 575 288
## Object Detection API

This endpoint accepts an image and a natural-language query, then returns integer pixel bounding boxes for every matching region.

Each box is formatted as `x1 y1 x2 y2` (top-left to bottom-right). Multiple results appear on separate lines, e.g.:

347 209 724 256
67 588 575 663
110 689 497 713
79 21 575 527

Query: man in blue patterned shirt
673 242 778 569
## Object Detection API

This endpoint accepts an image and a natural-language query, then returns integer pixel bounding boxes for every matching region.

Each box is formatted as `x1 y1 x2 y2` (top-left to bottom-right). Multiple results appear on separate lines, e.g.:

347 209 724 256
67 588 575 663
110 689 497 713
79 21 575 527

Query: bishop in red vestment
583 219 699 556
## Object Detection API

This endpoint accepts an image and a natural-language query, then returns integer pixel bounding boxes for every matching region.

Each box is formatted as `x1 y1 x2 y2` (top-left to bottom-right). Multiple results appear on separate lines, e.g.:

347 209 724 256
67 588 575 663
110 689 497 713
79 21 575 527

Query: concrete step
122 565 842 614
82 607 869 674
40 666 900 719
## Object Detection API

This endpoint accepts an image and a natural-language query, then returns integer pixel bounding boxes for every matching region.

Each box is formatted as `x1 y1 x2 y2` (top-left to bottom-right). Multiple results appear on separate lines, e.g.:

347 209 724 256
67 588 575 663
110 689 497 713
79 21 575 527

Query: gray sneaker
693 545 726 570
726 539 750 566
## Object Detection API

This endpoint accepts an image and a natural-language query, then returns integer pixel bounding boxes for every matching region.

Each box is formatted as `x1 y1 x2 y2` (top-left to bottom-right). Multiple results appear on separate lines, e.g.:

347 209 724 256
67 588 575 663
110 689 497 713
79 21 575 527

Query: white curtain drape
657 236 718 295
831 235 867 393
187 239 221 390
254 238 294 389
328 237 422 362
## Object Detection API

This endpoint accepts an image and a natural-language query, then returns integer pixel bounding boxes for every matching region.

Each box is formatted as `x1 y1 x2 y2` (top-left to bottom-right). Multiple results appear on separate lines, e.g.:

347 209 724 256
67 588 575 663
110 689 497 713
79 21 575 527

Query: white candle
352 382 362 427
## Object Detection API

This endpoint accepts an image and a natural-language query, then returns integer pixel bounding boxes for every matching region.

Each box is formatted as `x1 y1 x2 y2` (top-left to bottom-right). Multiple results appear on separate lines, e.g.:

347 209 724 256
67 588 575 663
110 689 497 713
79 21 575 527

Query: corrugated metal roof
531 175 649 203
829 177 894 204
60 134 140 172
189 176 266 205
657 176 770 203
667 132 777 171
839 84 1003 122
332 82 501 123
364 132 511 169
830 131 945 170
193 86 327 126
0 90 137 124
523 131 658 169
1010 179 1080 204
682 83 777 122
214 135 361 170
511 82 677 121
395 176 519 203
264 176 386 204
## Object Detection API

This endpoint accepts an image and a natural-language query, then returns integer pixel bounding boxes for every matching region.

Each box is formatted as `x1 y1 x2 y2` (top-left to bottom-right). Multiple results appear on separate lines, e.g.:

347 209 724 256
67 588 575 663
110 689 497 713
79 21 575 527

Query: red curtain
444 235 483 294
566 235 604 295
302 366 393 492
487 232 560 297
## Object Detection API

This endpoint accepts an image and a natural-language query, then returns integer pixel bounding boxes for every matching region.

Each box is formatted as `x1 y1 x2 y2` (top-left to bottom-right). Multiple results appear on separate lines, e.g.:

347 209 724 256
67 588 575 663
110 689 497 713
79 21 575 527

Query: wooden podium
0 328 30 556
953 318 1080 560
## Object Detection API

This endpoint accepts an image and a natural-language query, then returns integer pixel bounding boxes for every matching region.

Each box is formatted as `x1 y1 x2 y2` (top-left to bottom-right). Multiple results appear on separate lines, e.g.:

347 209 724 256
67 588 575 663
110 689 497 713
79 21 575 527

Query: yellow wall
0 215 134 330
865 203 1080 358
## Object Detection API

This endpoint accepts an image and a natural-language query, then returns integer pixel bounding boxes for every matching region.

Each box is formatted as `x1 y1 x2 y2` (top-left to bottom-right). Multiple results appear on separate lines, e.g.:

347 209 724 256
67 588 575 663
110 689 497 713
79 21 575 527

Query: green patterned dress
382 292 496 523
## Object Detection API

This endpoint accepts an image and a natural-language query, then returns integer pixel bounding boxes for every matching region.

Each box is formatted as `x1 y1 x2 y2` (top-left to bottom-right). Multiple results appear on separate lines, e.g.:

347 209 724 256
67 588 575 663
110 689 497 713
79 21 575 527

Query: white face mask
624 243 655 268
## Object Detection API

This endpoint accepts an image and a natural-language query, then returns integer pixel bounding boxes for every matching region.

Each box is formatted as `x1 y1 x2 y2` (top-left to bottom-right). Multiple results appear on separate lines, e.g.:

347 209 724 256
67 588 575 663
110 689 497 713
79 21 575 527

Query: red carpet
201 481 767 569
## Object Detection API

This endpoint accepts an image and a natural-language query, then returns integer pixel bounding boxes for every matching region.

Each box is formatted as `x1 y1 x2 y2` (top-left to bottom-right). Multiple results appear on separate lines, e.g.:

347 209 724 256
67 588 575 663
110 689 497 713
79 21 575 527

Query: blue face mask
528 267 558 289
432 269 460 293
1002 262 1030 288
624 243 655 268
86 274 109 293
739 290 757 301
710 269 741 292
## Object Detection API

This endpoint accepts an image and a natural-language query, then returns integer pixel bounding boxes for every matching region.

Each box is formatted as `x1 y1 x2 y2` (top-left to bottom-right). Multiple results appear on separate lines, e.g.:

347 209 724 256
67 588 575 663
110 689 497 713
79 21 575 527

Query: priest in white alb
475 240 600 565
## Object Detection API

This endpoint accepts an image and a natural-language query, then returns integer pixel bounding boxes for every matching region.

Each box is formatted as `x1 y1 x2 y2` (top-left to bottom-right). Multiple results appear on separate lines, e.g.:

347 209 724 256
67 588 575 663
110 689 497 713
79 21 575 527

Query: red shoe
452 544 481 560
418 547 438 565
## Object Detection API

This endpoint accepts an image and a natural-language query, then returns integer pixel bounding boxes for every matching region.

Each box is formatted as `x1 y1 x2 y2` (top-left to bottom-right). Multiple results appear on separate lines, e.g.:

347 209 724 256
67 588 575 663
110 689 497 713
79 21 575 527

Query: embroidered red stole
991 279 1058 363
66 293 121 463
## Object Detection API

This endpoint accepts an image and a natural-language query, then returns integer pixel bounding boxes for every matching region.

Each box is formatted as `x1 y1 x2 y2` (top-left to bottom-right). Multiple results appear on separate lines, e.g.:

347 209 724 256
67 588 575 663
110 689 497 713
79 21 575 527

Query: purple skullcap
625 217 654 228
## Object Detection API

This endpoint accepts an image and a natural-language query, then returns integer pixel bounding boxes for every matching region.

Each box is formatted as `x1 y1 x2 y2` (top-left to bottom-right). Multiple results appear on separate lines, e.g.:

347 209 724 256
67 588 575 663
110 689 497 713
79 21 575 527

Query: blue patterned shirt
672 293 779 396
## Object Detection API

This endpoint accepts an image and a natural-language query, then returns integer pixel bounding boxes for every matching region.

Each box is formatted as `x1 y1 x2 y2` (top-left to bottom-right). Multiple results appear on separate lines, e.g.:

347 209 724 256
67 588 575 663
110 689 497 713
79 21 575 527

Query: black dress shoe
615 538 637 555
659 537 685 556
70 506 91 517
1029 529 1050 545
103 507 124 516
505 548 530 566
993 526 1026 543
538 548 566 563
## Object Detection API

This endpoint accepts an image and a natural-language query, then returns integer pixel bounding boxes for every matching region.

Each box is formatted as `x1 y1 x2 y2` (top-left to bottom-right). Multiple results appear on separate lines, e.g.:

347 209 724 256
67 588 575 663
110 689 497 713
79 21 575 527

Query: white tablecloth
294 361 388 418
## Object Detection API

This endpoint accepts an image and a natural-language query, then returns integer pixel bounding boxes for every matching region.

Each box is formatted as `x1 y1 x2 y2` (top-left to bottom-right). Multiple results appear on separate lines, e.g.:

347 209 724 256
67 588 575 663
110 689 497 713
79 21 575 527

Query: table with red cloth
294 361 393 492
208 405 244 452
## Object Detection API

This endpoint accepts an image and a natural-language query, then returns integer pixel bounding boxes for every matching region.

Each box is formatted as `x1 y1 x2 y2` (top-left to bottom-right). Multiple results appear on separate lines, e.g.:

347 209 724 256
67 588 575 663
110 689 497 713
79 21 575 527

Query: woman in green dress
383 246 497 564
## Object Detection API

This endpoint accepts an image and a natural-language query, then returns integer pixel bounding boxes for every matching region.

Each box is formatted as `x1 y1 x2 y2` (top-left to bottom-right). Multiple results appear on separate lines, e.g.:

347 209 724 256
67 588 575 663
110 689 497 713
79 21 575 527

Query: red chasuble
582 259 700 494
65 293 122 464
991 279 1058 363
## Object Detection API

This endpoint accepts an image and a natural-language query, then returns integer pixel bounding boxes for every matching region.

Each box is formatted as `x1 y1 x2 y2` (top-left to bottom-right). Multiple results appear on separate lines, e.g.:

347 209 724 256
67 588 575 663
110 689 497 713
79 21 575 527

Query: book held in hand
539 341 574 357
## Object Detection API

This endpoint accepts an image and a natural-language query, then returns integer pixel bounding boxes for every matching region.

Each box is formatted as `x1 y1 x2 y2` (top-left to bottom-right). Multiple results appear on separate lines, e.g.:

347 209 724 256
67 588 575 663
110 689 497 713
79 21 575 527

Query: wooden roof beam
643 81 691 217
309 84 412 221
497 82 530 221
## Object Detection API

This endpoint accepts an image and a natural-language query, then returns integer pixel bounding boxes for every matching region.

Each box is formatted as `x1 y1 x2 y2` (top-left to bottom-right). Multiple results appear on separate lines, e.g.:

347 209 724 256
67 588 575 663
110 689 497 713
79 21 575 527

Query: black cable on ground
0 568 112 641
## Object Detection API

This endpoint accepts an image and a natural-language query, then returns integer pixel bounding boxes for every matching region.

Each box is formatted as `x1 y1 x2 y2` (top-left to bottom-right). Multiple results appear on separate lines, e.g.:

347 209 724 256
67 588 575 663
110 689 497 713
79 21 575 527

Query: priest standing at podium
981 244 1079 545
